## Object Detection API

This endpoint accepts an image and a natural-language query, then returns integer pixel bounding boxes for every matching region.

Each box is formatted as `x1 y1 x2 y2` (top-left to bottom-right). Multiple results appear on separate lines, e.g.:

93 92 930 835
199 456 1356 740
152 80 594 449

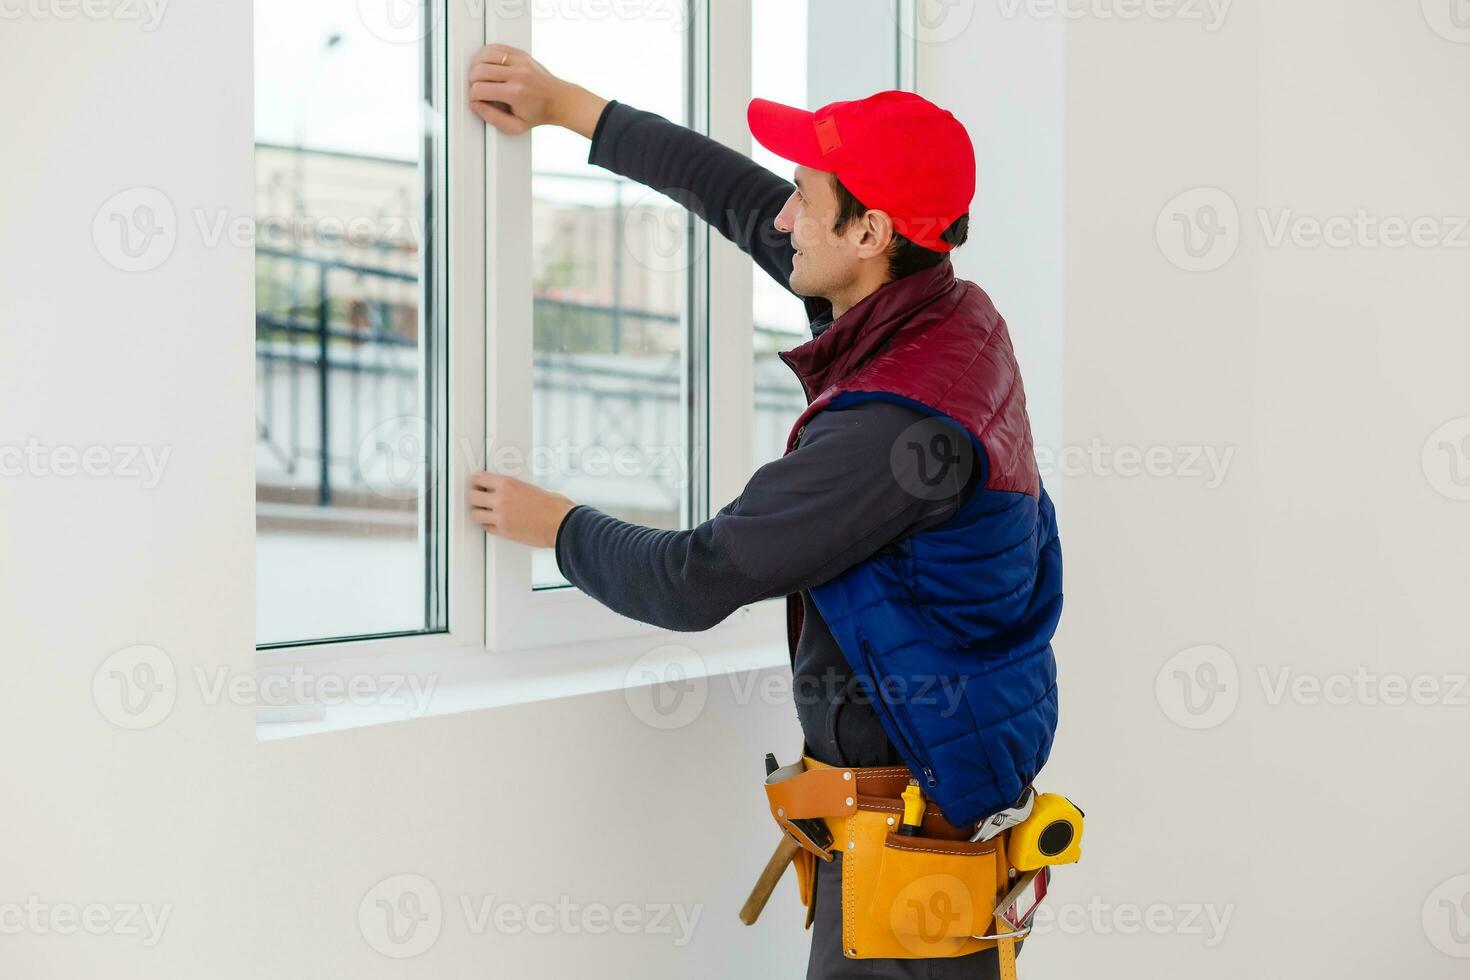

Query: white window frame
257 0 917 729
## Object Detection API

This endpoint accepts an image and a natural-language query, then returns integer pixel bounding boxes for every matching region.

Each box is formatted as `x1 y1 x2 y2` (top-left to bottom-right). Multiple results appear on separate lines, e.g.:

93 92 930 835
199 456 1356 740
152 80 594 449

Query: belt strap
996 922 1018 980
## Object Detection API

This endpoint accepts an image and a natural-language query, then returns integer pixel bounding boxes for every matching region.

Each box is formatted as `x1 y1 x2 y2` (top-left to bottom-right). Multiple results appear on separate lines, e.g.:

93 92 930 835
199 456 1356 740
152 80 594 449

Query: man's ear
855 210 896 259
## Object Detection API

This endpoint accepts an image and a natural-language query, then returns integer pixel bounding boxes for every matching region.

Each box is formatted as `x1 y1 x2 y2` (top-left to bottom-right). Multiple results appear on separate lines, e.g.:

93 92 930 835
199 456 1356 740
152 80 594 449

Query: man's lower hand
468 470 577 549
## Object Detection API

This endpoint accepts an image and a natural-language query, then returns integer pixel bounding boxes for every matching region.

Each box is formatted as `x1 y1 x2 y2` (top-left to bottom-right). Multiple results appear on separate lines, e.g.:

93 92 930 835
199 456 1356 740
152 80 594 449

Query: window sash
257 0 485 662
483 0 718 652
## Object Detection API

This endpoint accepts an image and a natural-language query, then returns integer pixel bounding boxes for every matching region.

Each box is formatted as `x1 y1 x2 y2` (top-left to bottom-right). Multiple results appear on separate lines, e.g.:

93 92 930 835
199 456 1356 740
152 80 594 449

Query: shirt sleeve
588 100 832 322
553 400 980 632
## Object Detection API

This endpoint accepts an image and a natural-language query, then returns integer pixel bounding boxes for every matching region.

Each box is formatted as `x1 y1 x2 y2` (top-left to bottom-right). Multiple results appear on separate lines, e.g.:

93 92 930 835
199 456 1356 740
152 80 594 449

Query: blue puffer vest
779 259 1063 829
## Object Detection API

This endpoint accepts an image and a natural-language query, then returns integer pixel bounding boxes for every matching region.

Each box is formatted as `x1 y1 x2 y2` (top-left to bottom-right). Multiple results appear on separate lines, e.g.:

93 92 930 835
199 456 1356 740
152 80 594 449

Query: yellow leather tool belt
763 755 1026 974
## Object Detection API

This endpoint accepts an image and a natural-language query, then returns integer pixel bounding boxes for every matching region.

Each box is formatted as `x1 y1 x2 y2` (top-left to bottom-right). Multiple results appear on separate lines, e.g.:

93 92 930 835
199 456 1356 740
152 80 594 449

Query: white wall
1053 0 1470 977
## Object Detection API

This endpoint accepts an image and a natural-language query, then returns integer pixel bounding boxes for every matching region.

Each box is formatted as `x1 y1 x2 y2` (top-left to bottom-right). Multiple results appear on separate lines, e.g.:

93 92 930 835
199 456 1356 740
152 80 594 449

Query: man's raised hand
467 43 608 139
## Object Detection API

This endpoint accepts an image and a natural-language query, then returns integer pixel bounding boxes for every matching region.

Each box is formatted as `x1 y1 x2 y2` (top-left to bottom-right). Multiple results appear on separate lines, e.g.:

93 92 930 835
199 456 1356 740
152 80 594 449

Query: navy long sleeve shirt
553 101 977 767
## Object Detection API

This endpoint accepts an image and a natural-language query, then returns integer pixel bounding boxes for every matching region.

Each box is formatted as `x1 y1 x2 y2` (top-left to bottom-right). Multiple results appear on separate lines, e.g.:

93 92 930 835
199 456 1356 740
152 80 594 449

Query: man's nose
773 194 796 235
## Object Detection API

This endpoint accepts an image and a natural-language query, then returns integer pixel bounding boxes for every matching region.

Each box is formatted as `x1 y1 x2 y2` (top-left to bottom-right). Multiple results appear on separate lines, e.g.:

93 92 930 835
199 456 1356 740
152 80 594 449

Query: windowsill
254 601 790 742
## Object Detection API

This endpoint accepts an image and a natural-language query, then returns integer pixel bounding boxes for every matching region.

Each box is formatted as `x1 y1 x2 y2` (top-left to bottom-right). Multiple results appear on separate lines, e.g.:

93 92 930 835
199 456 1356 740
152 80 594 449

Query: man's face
773 165 863 299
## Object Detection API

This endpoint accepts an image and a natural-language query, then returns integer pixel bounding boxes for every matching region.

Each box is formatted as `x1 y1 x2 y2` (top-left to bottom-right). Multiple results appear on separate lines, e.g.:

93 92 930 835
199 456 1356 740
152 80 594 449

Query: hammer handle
739 835 801 926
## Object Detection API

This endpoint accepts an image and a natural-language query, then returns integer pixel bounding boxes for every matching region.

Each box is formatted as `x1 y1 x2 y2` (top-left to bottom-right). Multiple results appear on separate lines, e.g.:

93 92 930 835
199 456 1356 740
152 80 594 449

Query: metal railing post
317 261 332 506
611 182 623 354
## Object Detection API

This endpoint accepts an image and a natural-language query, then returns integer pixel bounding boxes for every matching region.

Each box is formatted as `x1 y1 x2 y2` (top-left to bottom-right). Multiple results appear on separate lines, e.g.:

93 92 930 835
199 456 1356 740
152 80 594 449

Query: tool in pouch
748 752 1085 978
764 752 835 856
739 753 837 928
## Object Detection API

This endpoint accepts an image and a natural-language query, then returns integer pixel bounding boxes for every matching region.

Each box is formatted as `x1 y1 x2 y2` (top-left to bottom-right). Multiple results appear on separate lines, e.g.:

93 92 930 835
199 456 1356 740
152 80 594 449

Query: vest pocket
858 634 938 789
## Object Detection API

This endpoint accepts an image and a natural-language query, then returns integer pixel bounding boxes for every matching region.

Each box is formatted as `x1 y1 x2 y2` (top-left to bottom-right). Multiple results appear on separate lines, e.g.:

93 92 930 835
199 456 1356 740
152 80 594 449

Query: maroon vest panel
781 264 1039 498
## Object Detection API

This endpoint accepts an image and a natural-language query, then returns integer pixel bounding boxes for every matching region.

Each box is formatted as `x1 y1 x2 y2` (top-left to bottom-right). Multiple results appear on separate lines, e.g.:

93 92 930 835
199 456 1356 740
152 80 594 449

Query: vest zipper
858 635 938 789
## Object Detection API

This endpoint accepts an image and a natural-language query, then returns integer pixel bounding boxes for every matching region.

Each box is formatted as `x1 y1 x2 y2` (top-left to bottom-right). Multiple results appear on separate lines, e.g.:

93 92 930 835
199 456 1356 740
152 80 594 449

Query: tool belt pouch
841 809 1017 961
763 760 853 929
762 760 854 862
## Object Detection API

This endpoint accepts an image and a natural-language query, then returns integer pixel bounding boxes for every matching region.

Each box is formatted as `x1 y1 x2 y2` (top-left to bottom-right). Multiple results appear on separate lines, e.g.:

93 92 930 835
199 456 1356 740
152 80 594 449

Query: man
466 43 1062 980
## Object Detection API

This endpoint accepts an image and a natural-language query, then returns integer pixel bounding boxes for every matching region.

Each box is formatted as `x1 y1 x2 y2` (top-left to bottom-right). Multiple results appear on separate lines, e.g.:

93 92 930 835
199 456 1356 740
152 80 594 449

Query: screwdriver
897 778 926 836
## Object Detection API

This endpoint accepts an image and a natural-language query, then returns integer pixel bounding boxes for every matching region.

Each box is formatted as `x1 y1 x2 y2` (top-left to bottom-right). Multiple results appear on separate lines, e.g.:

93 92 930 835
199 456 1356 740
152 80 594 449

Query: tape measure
1006 793 1085 871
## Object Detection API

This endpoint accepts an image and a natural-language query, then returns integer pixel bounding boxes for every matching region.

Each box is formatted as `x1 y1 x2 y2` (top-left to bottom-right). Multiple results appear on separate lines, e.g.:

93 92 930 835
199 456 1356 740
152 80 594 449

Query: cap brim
747 98 829 171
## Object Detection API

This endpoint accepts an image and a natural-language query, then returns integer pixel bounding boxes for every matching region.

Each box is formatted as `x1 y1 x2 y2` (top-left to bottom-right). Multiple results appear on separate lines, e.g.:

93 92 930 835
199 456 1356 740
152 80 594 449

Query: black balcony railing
255 145 808 518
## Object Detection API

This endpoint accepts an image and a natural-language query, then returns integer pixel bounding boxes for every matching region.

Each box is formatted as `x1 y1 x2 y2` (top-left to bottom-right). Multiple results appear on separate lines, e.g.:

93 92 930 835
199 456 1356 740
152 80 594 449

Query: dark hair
831 175 969 282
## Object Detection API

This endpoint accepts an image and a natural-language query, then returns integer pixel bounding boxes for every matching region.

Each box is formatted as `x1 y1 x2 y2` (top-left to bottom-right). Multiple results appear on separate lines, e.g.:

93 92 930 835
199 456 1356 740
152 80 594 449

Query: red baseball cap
747 90 975 253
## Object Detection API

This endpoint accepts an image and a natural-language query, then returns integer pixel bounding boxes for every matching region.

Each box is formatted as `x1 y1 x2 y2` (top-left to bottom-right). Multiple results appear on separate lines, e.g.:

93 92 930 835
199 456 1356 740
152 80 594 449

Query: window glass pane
530 7 694 588
751 0 904 469
254 0 446 645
